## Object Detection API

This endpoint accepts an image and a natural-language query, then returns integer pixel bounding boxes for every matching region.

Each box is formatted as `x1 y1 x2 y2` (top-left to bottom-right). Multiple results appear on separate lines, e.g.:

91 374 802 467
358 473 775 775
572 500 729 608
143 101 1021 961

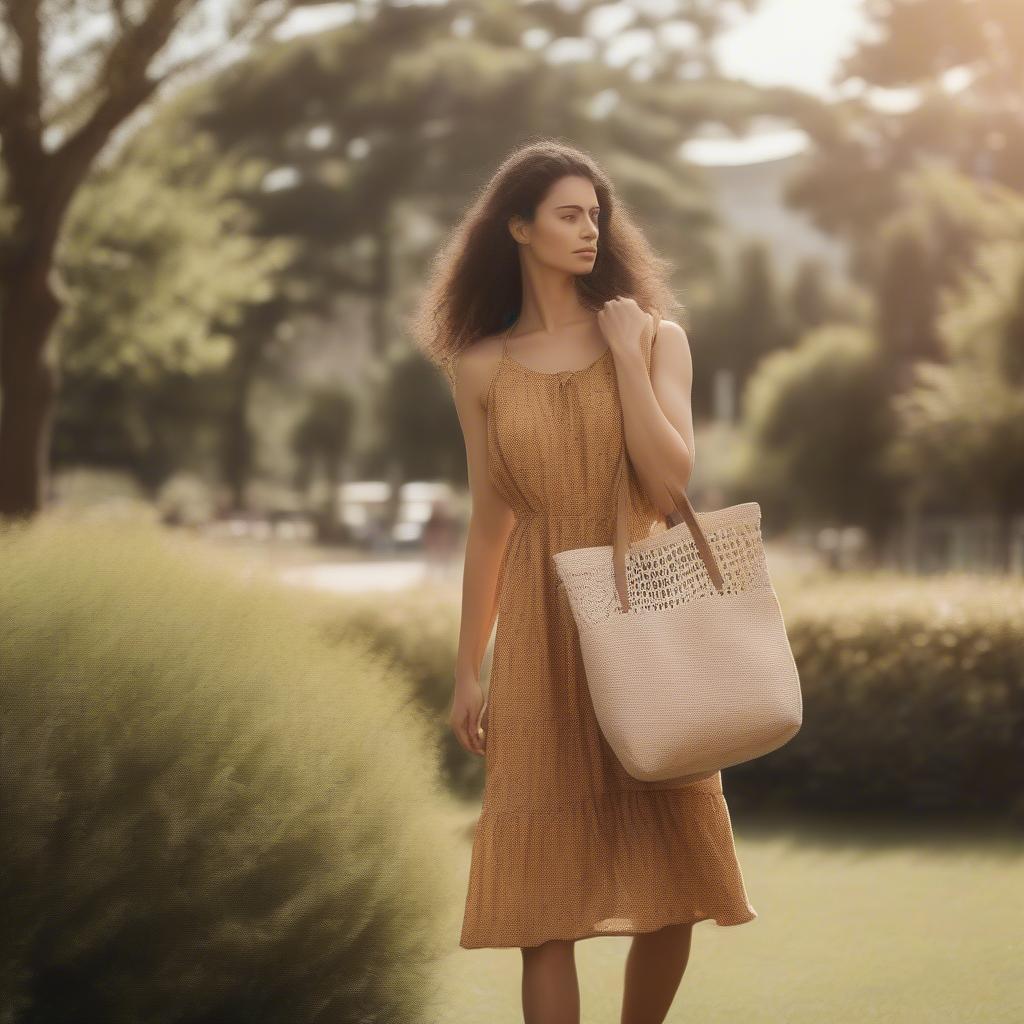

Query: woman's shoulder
451 331 506 410
651 316 689 348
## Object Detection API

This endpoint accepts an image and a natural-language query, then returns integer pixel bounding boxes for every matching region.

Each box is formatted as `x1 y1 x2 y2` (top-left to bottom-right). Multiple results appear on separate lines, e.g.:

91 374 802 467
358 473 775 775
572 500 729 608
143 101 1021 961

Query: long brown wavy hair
407 138 681 390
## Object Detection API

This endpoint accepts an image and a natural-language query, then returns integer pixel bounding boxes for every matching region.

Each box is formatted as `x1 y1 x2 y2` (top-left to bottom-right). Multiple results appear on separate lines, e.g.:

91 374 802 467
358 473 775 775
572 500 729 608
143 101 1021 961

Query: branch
50 0 197 181
110 0 133 34
50 0 291 189
0 0 43 157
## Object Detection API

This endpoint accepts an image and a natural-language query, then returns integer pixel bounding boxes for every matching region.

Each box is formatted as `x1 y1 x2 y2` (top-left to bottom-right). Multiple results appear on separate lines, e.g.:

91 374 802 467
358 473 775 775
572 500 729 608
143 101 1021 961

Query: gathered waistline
514 511 616 520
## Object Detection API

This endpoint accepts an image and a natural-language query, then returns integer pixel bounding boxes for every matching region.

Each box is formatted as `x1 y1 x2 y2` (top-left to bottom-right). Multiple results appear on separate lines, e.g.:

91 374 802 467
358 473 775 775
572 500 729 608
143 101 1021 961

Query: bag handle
612 314 726 613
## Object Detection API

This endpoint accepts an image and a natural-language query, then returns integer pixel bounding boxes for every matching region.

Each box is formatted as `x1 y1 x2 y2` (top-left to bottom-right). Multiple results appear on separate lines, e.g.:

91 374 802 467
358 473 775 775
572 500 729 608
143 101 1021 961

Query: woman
410 140 756 1024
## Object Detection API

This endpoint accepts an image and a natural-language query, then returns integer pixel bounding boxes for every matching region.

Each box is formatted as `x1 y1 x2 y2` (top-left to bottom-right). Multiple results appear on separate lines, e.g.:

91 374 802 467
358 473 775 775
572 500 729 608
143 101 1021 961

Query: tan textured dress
459 320 758 950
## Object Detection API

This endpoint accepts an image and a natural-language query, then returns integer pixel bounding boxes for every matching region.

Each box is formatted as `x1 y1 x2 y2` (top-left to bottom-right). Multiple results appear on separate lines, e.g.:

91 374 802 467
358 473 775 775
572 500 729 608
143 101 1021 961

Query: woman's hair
407 138 681 390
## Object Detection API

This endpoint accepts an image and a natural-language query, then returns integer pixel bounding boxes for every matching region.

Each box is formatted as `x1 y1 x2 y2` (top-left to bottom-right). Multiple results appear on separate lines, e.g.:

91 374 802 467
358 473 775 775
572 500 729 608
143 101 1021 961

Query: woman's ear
507 215 527 245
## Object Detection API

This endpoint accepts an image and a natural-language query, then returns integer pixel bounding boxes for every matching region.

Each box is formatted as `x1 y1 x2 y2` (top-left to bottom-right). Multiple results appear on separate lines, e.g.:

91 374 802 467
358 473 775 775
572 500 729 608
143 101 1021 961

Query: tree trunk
222 349 255 513
995 508 1017 574
0 261 63 520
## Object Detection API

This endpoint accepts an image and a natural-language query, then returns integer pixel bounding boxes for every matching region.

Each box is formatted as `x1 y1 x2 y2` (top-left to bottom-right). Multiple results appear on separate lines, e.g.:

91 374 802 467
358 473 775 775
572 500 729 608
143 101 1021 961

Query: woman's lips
575 249 597 257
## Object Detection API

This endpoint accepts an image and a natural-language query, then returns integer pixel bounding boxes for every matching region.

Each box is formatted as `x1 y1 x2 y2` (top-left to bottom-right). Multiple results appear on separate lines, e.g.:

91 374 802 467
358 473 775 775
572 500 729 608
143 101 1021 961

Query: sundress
460 318 758 949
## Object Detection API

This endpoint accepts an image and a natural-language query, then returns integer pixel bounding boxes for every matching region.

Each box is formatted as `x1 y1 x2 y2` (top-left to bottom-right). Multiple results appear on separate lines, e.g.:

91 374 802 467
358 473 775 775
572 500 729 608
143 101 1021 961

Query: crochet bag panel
556 514 771 627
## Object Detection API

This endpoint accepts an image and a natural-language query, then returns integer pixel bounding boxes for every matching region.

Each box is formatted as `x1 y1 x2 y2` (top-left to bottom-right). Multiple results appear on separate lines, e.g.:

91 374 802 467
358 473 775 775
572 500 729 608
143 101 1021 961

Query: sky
692 0 870 165
274 0 870 165
715 0 868 99
275 0 869 100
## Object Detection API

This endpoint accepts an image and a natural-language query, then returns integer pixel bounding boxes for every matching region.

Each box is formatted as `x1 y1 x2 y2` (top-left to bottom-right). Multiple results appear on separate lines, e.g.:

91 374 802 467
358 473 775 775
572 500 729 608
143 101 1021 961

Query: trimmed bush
310 585 488 800
0 516 461 1024
729 571 1024 821
317 567 1024 822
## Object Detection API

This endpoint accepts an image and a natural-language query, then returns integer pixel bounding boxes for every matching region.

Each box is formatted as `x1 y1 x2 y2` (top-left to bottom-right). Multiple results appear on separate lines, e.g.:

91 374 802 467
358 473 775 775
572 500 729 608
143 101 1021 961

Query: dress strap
486 320 517 401
500 320 516 358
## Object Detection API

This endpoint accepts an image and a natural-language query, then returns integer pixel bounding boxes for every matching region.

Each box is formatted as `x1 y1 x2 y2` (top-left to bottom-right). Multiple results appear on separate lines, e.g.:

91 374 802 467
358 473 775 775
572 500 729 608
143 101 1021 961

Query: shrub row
330 569 1024 822
730 571 1024 821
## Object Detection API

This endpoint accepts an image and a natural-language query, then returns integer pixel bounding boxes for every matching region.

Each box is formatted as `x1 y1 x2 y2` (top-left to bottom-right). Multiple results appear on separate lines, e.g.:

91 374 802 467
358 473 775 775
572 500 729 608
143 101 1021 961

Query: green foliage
889 227 1024 516
59 127 292 383
939 237 1024 382
786 0 1024 261
873 210 942 370
689 240 796 417
309 585 487 800
728 572 1024 821
189 1 758 281
0 517 459 1022
378 352 464 483
732 324 898 533
185 0 781 348
290 386 356 486
871 168 1024 376
43 1 791 493
52 122 296 484
298 570 1024 821
789 256 855 334
688 245 868 423
289 385 356 538
890 362 1024 515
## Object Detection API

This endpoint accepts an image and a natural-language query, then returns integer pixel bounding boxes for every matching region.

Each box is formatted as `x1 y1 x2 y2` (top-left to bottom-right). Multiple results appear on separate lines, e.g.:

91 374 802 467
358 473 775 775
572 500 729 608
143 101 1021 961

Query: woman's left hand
596 297 652 359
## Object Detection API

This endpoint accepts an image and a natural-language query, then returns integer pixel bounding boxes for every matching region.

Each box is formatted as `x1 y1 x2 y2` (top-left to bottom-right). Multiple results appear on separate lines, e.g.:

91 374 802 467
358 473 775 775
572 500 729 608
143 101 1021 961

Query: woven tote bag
552 314 803 784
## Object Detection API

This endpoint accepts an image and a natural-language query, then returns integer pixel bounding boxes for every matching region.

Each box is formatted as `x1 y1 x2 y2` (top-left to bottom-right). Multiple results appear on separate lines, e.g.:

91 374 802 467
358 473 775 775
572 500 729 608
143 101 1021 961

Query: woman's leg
521 938 580 1024
619 921 694 1024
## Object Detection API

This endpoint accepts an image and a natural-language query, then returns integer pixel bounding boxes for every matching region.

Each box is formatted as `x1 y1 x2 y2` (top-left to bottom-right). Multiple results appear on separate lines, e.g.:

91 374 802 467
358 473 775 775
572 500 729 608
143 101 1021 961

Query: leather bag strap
612 314 726 613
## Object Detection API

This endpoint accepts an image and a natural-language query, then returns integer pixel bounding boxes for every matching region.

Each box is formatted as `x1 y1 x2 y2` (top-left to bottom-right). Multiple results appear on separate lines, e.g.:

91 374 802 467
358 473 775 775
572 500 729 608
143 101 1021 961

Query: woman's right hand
449 675 488 757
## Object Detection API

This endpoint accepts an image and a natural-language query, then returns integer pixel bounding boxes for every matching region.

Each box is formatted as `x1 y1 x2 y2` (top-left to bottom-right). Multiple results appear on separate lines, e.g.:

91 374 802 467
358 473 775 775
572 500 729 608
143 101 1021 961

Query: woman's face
511 174 600 275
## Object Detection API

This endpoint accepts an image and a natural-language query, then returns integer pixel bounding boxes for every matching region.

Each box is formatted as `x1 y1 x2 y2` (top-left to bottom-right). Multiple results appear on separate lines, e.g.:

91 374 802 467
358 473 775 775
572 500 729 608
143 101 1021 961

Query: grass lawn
429 798 1023 1023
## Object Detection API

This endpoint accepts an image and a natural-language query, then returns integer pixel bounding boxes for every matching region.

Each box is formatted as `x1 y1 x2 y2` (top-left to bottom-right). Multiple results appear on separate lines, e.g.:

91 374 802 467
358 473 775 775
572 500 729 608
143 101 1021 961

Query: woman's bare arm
608 314 696 520
448 339 516 756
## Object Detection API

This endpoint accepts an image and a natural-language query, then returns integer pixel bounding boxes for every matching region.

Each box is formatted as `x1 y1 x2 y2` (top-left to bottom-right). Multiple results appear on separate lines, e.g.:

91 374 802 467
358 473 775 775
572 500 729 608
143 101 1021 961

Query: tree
890 233 1024 565
114 0 782 496
2 0 787 518
290 385 355 542
789 257 834 334
52 121 293 488
785 0 1024 264
687 239 795 421
732 324 899 540
0 0 291 519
